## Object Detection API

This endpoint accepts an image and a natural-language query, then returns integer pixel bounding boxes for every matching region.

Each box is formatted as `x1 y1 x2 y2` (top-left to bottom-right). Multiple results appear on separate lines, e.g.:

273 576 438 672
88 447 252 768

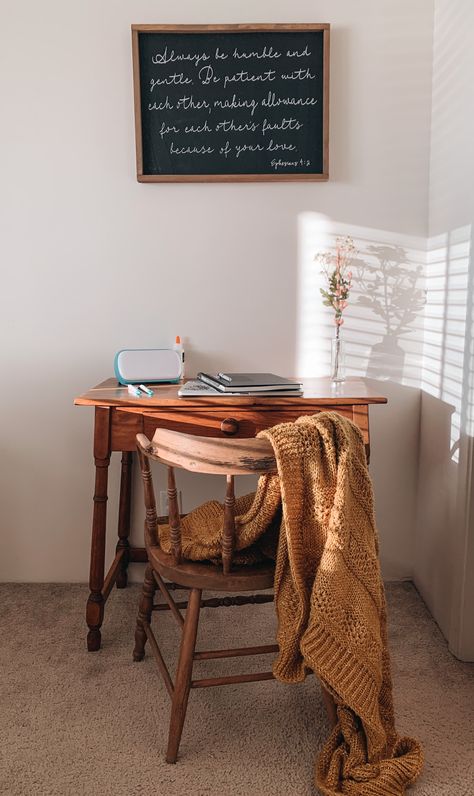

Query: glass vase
331 335 346 382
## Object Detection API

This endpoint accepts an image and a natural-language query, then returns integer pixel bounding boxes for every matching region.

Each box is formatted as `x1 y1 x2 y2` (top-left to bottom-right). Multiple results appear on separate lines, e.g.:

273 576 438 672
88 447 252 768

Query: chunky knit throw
158 412 424 794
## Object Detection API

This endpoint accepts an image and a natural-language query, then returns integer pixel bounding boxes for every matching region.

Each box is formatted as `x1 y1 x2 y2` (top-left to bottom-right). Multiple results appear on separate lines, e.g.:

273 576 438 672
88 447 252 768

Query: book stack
181 372 303 396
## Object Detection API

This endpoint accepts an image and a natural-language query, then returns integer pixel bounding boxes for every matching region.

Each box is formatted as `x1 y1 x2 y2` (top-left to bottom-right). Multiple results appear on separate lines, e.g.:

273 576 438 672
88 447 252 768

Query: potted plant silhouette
355 245 426 380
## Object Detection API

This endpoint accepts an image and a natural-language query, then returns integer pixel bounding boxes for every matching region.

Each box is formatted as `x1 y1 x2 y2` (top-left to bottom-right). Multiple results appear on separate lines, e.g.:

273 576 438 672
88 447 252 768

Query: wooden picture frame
131 24 330 182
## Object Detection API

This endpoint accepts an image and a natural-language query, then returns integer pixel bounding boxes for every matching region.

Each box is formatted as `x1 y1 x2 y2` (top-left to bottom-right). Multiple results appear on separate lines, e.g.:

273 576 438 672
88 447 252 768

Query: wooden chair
133 428 337 763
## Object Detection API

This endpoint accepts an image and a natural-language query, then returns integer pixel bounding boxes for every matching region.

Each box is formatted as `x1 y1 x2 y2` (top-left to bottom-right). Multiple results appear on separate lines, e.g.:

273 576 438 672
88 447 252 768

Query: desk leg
86 407 111 652
116 452 133 589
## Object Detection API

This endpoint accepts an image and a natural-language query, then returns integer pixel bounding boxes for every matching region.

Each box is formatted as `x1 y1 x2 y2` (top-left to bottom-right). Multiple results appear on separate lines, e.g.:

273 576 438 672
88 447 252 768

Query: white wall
415 0 474 659
0 0 434 583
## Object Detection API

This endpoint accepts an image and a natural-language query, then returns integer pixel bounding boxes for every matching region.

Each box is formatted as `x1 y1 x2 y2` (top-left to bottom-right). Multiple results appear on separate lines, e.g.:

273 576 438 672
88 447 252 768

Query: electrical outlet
159 490 182 516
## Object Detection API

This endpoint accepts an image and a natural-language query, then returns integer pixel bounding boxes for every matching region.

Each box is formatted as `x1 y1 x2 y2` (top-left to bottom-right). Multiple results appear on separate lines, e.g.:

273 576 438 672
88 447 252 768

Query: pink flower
315 235 356 329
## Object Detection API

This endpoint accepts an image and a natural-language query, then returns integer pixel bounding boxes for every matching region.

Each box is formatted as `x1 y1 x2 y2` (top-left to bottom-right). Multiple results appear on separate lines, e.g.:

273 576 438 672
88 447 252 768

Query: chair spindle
222 474 235 575
137 447 159 547
167 467 182 564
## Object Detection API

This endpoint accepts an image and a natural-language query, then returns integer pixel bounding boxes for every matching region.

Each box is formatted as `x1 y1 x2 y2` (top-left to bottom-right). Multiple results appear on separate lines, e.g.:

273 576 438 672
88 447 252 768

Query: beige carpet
1 582 473 796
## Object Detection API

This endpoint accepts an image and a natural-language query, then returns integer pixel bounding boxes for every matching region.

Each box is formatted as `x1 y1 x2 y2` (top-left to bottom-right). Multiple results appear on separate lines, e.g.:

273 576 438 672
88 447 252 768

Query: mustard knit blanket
158 412 423 795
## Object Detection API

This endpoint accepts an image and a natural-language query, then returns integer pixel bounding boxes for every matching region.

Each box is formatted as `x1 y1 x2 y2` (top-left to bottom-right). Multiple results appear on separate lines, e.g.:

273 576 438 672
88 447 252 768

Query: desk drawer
142 406 355 440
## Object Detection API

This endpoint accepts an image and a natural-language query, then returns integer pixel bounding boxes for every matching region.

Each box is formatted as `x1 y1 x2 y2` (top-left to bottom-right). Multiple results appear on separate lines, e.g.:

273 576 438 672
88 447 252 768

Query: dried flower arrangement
314 235 357 379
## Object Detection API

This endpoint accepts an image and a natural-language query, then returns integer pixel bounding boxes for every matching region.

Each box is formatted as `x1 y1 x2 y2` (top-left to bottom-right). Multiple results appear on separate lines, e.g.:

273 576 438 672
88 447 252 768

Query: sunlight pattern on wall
297 214 473 462
421 225 472 460
297 214 426 387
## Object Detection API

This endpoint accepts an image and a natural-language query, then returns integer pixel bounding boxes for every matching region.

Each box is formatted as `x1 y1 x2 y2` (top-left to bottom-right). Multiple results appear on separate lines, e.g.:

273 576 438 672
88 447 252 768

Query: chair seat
147 543 275 592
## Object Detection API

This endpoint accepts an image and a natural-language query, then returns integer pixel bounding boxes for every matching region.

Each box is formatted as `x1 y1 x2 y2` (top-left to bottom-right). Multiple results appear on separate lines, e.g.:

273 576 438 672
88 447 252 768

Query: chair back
136 429 277 574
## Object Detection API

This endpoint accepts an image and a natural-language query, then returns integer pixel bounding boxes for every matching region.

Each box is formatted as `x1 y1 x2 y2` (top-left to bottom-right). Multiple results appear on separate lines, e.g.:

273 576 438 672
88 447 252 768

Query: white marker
138 384 154 396
127 384 142 397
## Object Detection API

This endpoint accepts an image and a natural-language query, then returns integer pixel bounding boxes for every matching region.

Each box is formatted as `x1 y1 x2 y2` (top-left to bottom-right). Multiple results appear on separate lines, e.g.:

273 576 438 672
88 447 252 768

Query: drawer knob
221 418 239 436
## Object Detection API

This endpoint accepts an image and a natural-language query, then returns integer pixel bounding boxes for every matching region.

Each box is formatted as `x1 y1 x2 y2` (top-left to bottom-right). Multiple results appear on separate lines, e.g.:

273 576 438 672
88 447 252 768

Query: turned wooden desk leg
86 407 111 652
116 452 133 589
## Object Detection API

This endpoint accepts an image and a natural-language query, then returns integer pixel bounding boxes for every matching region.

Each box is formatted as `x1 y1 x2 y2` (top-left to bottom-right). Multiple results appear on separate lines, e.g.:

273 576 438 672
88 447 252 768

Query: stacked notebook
178 372 303 397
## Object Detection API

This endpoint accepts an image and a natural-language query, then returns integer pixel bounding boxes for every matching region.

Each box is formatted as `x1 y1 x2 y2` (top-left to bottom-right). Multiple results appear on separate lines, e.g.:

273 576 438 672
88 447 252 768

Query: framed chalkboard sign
131 24 330 182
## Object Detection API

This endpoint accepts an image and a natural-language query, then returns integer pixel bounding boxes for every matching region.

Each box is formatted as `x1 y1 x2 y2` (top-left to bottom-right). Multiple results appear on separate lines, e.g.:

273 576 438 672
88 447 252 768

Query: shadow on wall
296 213 426 387
296 213 472 456
354 244 426 381
422 225 473 458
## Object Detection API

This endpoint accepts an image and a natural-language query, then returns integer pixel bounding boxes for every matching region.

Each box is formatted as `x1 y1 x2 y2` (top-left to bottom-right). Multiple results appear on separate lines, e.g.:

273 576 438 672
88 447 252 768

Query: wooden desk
75 377 387 651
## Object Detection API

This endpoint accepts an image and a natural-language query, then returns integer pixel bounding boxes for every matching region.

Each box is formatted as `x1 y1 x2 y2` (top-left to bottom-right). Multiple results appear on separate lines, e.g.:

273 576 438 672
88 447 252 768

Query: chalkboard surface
131 24 329 182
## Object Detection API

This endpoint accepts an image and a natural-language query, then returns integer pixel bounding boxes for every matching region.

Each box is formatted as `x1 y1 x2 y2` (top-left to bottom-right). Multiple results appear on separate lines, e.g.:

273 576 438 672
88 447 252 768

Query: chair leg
166 587 202 763
133 564 156 662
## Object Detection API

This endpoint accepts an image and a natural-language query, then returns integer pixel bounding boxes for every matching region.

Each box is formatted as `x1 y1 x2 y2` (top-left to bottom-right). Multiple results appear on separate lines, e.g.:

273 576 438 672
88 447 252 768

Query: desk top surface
74 377 388 409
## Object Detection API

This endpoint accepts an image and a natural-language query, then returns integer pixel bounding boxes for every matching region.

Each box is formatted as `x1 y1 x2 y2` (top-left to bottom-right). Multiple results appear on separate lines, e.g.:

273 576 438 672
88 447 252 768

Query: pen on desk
127 384 142 397
138 384 154 396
